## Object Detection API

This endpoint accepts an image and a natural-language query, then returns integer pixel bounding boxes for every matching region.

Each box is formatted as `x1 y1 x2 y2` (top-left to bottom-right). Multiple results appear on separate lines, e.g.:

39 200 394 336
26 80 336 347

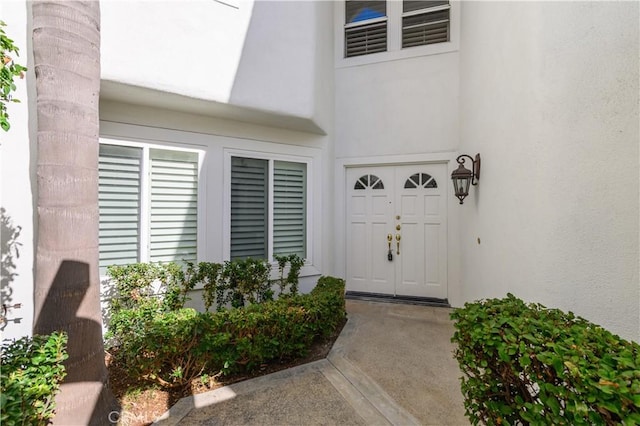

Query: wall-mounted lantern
451 154 480 204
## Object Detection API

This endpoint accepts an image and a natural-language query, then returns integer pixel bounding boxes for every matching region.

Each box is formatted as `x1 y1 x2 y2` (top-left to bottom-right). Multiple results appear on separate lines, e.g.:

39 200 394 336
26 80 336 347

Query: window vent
402 1 450 48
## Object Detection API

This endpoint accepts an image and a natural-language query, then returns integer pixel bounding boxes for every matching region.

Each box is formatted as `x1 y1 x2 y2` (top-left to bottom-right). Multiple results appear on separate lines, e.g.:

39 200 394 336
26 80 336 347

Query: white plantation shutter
230 157 268 260
402 1 450 48
344 0 388 58
149 149 199 263
345 21 387 58
98 145 142 273
273 161 306 258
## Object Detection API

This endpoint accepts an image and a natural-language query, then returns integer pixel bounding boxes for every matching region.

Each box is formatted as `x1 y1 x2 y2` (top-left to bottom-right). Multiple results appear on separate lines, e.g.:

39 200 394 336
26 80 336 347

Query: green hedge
450 294 640 425
111 276 346 387
1 332 68 425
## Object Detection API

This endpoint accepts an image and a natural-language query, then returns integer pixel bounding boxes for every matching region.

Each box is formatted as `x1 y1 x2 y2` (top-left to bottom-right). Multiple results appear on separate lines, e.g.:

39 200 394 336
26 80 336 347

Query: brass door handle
395 234 401 255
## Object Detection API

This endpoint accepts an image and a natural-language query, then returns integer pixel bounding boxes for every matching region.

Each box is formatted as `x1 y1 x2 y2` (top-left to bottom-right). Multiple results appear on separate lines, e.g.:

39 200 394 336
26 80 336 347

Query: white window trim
223 149 314 271
99 137 206 275
336 0 460 68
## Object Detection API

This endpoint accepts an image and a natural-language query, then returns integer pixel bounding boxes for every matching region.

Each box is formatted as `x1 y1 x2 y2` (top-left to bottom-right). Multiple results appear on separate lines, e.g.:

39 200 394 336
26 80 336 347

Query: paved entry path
155 299 468 425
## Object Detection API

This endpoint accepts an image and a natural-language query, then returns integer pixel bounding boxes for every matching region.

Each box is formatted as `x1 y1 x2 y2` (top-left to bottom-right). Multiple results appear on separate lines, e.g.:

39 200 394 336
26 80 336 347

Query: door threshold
345 291 450 307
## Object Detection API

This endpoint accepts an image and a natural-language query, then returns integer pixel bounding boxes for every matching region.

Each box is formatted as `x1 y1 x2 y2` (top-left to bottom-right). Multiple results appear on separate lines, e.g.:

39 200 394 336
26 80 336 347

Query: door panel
346 164 447 299
346 168 394 294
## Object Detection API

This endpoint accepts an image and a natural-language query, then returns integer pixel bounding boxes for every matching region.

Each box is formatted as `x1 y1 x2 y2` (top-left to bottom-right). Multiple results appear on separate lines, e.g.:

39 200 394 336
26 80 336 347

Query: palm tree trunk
32 1 118 424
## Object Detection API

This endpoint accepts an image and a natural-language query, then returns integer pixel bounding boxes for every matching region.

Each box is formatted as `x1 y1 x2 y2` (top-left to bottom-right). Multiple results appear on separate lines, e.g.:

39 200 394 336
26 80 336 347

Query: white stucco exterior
100 0 325 130
457 1 640 341
1 0 638 342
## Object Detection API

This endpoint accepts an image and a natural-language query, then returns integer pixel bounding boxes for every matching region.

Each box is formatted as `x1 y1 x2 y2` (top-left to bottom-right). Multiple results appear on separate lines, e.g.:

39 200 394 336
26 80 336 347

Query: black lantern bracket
451 153 481 204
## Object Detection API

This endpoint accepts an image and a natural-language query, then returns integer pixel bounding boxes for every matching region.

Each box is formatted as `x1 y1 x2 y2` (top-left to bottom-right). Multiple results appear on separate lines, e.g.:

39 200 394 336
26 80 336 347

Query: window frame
98 138 206 275
344 1 389 58
401 2 451 49
336 0 460 68
223 149 313 265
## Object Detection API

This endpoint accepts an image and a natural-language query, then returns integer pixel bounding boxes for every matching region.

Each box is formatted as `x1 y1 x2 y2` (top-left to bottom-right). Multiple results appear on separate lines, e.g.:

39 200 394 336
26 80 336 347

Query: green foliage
106 257 305 320
0 20 27 132
185 261 223 312
108 276 345 388
274 254 305 296
1 332 68 425
187 256 303 312
105 262 192 345
220 258 273 307
450 294 640 425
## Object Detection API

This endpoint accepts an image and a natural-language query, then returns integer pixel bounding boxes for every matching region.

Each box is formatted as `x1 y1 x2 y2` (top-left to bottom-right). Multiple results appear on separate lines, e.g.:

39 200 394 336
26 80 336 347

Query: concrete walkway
154 299 468 425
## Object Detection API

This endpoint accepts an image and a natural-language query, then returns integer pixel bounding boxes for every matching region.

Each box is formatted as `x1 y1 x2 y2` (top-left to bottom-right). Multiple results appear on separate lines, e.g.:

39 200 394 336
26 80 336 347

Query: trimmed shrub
451 294 640 425
110 276 346 388
106 256 305 320
1 332 68 425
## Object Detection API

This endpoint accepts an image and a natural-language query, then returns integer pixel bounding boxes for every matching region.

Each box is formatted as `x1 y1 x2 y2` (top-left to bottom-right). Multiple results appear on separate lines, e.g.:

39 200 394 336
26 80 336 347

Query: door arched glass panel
404 173 437 189
354 174 385 190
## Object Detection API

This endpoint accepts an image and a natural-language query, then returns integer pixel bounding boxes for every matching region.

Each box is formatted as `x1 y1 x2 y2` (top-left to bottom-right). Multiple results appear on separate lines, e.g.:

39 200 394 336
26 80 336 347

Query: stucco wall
100 0 322 124
0 1 36 340
335 53 459 158
458 1 639 341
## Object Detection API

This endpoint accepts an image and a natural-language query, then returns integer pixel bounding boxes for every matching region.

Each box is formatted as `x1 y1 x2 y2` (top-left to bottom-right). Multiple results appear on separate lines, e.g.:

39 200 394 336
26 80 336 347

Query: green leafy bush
450 294 640 425
1 332 68 425
219 258 273 307
1 20 27 132
274 254 305 296
110 276 345 388
105 262 191 346
106 256 305 320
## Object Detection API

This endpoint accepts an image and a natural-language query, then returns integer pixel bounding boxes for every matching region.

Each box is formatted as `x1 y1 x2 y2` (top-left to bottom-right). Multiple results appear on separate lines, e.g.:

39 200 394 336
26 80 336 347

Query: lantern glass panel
454 176 469 196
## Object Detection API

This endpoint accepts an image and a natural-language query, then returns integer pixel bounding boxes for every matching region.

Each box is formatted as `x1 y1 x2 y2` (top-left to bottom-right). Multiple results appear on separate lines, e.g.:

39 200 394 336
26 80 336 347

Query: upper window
98 143 200 274
402 1 450 48
342 1 452 60
344 0 387 58
230 156 307 261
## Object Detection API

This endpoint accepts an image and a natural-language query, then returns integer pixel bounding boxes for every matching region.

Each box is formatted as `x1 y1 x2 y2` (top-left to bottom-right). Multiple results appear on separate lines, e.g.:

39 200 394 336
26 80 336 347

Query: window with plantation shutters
98 145 142 274
230 157 268 260
345 0 387 57
229 156 308 261
402 1 450 48
149 149 198 263
274 161 306 258
98 143 201 274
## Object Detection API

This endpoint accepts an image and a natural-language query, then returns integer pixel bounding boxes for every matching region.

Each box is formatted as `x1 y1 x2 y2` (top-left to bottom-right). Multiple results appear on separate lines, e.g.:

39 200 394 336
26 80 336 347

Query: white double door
346 164 448 299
